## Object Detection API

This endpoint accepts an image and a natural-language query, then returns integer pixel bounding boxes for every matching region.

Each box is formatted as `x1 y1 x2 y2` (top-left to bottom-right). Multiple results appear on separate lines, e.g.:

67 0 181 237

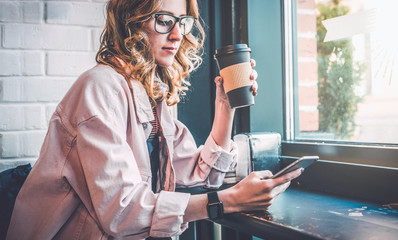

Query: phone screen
271 156 319 179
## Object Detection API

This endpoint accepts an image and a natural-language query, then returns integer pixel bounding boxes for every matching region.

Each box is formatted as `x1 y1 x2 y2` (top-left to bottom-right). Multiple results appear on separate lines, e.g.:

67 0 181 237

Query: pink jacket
7 64 237 239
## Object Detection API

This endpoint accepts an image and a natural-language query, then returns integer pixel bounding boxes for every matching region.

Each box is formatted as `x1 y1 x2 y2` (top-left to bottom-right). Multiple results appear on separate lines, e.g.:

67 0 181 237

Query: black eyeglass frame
151 13 197 36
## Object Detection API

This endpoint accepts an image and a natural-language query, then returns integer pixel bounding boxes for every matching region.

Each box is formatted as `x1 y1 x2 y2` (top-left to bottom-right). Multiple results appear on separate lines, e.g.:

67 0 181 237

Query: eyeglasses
152 13 196 36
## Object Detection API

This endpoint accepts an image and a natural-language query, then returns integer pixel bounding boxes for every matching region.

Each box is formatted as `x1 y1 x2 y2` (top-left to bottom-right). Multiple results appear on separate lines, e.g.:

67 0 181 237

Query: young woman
7 0 302 239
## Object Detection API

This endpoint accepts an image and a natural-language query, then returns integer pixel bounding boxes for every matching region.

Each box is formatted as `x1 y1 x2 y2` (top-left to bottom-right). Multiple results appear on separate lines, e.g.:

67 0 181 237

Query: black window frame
246 0 398 204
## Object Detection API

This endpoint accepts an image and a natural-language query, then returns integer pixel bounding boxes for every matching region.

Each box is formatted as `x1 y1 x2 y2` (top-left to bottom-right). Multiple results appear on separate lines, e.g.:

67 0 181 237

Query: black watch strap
208 191 220 203
207 191 224 220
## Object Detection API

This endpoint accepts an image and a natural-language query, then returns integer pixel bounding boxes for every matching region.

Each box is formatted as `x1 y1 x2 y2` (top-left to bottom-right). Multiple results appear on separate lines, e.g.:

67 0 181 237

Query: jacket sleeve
71 74 190 238
171 118 238 189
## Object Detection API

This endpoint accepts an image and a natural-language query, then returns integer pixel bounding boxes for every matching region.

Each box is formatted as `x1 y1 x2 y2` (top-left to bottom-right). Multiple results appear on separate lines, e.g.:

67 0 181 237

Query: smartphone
271 156 319 179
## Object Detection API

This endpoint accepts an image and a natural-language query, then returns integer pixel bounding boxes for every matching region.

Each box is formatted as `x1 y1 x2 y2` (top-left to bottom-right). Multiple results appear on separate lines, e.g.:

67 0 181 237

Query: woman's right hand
219 168 303 213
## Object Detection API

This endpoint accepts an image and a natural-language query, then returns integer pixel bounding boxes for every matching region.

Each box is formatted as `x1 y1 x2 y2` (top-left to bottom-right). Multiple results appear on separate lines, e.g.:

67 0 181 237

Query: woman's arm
210 59 258 150
183 168 302 223
210 76 236 149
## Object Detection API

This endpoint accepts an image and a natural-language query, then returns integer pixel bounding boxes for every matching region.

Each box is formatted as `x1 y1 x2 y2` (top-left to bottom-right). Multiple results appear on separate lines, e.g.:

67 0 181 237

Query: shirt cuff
201 135 238 173
149 191 190 238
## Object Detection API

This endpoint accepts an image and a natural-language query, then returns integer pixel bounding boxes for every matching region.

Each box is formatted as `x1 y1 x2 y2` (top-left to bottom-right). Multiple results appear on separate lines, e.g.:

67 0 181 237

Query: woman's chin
156 58 175 68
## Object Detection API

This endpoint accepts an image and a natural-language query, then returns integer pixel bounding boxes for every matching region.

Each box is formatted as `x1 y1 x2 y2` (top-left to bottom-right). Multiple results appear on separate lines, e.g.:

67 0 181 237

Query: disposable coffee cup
214 44 254 108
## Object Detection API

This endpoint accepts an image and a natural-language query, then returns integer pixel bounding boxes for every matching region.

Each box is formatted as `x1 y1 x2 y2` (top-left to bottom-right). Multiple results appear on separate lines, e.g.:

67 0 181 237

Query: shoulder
57 65 132 126
64 64 129 101
78 64 126 90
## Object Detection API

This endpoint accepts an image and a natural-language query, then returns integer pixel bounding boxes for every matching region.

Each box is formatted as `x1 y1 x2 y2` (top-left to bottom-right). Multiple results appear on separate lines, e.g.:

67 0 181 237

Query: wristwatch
207 191 224 220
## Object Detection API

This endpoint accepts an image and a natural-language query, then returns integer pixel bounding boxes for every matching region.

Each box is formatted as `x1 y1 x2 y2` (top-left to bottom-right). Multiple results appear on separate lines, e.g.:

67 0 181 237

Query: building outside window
296 0 398 145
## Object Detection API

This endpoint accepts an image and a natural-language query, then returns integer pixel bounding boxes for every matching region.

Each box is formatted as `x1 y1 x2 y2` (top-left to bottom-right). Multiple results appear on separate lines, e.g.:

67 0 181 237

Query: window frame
284 0 398 167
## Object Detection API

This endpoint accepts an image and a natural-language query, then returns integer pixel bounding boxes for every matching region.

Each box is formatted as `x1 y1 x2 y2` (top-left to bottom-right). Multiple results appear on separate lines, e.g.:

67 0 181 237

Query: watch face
208 204 220 219
207 191 224 220
208 203 224 220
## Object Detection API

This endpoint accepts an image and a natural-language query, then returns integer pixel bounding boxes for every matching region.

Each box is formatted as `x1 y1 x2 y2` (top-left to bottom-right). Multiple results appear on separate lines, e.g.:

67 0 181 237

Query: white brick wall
0 0 106 172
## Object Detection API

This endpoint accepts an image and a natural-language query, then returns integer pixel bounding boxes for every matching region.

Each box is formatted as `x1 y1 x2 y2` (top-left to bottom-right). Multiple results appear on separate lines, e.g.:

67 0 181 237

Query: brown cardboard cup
214 44 254 108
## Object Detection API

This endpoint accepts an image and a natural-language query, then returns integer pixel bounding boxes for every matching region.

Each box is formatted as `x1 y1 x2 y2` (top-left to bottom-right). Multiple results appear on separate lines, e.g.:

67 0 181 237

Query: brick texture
0 0 106 171
3 24 90 50
46 2 105 27
47 52 97 76
0 2 21 23
297 13 317 33
299 110 319 131
299 84 318 106
297 0 316 9
297 0 319 132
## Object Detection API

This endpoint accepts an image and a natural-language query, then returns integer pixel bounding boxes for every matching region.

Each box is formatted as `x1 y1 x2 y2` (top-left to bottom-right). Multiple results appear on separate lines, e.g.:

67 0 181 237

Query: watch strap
208 191 220 203
207 191 224 220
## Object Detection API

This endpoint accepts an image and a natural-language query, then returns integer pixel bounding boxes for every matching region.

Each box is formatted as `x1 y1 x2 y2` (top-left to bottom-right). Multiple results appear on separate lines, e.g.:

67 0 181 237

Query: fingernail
301 168 305 173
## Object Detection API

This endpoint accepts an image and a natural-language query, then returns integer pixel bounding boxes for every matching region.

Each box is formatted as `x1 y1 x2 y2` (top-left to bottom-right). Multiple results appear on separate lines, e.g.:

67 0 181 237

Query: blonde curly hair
96 0 205 107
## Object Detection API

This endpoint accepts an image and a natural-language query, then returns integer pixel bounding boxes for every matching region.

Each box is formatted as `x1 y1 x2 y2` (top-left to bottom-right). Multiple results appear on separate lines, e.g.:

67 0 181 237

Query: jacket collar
129 76 169 124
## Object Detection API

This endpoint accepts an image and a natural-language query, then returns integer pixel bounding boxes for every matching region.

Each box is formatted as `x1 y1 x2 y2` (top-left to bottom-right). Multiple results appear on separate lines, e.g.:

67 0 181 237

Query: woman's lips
162 47 177 54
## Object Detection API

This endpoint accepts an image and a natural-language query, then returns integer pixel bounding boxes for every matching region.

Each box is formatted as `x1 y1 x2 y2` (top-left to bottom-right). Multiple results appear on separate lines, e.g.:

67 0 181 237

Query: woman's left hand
250 59 258 96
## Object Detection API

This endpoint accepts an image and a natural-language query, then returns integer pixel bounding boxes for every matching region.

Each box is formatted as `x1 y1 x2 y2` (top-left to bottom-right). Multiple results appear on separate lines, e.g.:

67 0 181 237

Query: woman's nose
168 23 183 41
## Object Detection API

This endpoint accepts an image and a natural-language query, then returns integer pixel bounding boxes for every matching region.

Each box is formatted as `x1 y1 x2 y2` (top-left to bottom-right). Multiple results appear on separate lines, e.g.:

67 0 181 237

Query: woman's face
143 0 187 68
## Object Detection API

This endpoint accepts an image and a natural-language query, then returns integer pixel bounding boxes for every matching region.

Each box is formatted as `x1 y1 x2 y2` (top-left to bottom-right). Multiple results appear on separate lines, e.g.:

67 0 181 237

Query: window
294 0 398 145
282 0 398 165
247 0 398 202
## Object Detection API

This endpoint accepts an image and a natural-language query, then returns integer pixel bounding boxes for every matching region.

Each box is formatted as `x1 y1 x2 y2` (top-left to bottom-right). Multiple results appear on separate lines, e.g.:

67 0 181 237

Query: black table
215 188 398 240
